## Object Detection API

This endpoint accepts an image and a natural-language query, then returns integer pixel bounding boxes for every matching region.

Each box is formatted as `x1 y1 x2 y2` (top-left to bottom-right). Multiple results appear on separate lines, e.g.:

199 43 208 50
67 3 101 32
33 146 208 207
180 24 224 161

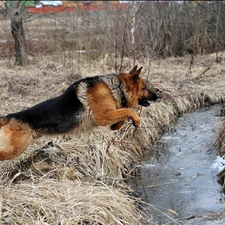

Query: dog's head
119 65 158 108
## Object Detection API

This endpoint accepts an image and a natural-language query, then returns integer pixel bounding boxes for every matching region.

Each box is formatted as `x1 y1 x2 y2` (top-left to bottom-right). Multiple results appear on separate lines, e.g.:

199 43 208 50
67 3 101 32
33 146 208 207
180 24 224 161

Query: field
0 51 224 224
0 8 225 224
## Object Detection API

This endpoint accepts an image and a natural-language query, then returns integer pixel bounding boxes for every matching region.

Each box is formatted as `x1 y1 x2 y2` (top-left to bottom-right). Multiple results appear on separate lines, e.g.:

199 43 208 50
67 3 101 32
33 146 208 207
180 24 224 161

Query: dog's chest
101 75 123 109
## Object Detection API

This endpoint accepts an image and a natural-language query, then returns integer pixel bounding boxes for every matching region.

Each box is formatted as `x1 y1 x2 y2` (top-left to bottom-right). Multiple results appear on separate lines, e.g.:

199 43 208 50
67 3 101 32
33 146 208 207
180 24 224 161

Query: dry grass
0 52 225 224
1 179 139 224
217 118 225 155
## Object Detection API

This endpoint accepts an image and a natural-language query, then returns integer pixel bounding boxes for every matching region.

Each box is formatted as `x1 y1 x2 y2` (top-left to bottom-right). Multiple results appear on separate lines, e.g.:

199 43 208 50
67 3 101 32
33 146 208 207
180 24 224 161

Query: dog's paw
132 119 140 127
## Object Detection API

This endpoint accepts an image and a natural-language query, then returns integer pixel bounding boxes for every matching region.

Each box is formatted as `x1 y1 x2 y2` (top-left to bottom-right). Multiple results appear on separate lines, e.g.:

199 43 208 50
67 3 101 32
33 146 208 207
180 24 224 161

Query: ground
0 52 225 224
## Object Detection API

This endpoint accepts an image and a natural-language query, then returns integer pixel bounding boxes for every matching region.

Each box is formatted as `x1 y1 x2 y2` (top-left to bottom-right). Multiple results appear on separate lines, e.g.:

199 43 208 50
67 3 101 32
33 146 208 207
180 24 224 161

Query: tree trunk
10 1 27 66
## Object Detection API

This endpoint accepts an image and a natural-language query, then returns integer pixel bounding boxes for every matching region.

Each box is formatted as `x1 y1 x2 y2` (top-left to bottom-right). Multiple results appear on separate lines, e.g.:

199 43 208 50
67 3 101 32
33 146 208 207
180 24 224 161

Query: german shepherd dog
0 66 158 160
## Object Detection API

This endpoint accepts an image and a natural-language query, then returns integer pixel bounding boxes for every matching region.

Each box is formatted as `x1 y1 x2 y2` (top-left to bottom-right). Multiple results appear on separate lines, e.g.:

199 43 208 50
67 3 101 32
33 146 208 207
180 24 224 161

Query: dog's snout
147 89 158 101
156 93 162 99
149 87 163 99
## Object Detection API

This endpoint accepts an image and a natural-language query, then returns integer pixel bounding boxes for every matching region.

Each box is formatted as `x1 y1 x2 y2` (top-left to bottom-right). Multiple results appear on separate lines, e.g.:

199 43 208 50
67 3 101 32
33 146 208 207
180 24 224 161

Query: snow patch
211 155 225 172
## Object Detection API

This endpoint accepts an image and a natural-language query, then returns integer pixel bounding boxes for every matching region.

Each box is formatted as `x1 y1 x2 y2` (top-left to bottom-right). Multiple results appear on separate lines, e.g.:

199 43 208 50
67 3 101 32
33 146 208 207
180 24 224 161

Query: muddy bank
135 105 225 224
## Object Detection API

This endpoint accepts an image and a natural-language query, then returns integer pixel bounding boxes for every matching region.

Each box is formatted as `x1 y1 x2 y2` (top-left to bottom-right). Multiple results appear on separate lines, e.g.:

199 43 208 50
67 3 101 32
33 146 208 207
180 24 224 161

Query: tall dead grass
1 180 139 224
217 118 225 155
0 52 225 224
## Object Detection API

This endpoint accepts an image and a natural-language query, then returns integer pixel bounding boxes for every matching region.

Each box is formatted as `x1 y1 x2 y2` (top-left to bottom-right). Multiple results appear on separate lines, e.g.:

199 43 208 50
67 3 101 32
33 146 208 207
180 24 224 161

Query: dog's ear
132 67 142 80
129 65 138 74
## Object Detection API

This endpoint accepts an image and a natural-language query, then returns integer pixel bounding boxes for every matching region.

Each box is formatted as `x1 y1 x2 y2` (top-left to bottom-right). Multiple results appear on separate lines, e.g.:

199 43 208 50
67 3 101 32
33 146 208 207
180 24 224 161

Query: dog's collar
119 81 127 108
106 75 127 108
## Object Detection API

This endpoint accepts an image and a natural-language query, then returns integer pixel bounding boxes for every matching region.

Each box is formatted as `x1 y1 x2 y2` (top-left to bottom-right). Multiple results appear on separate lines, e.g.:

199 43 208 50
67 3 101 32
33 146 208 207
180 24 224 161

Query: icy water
135 105 225 225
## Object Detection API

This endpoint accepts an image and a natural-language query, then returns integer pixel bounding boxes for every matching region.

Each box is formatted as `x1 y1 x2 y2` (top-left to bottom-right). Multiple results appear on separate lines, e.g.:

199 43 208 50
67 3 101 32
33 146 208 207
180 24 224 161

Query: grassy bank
0 52 225 224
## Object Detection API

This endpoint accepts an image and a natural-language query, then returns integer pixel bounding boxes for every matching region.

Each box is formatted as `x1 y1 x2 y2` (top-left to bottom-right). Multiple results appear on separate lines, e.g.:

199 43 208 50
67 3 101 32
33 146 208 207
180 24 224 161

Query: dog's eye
142 86 146 90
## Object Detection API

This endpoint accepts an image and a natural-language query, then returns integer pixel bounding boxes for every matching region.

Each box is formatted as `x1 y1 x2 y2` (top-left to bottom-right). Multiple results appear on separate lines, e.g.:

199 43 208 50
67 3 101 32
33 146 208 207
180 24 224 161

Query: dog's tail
0 117 33 160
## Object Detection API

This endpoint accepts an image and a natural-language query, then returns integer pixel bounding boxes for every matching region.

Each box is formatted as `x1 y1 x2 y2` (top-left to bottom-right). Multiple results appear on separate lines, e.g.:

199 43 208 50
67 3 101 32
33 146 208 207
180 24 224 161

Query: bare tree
9 1 27 66
215 1 222 63
130 2 140 66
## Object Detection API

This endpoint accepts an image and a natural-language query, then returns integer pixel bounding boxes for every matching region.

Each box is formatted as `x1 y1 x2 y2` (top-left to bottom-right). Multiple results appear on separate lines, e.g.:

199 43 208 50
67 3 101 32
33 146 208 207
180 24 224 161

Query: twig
186 55 194 76
198 66 211 77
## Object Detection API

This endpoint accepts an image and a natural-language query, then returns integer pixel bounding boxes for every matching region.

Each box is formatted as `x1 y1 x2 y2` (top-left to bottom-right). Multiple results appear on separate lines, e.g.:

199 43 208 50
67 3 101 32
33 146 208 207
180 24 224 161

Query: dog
0 65 158 160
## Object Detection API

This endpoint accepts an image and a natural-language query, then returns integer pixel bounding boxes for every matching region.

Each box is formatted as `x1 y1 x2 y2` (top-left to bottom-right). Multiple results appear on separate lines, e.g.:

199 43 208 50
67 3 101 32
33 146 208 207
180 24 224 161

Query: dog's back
0 76 112 160
6 84 84 135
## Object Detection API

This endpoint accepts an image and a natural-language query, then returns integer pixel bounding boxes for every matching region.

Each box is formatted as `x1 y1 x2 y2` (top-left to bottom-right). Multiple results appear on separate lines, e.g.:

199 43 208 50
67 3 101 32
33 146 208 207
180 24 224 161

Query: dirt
135 105 225 224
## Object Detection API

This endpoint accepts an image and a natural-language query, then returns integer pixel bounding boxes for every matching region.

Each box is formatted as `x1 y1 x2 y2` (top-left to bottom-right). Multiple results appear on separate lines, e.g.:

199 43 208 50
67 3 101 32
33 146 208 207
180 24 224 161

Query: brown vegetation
0 51 225 224
0 2 225 223
1 2 225 65
217 118 225 155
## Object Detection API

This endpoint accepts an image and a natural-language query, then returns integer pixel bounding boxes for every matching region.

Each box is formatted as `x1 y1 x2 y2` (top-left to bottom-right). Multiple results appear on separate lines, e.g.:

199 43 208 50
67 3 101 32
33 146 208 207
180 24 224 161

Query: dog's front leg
96 108 140 128
110 120 125 130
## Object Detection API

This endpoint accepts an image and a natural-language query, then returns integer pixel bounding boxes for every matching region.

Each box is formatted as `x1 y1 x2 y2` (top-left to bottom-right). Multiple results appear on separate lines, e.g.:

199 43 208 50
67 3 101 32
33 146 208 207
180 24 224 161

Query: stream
135 105 225 225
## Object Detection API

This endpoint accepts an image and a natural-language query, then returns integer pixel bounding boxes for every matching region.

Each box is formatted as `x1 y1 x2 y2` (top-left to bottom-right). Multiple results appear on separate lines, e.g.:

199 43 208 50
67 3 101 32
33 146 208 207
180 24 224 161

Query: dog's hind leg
0 118 33 160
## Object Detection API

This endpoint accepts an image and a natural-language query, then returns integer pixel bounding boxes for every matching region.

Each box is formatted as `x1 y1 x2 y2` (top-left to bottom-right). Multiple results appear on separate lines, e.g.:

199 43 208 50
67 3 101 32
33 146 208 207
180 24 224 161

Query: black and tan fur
0 66 158 160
